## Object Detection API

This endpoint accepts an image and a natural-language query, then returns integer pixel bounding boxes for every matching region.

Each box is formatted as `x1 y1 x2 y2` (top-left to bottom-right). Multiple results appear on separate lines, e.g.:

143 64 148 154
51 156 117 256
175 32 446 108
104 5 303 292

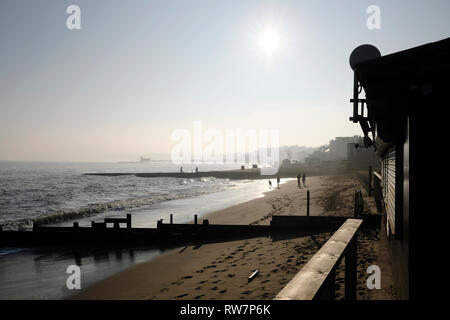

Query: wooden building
349 37 450 299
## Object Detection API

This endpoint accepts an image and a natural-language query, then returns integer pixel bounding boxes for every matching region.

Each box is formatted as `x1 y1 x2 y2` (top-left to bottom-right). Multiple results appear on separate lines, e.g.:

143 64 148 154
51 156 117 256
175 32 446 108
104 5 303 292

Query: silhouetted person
268 180 272 189
180 166 183 173
297 173 301 188
302 173 306 187
277 176 280 189
195 167 198 173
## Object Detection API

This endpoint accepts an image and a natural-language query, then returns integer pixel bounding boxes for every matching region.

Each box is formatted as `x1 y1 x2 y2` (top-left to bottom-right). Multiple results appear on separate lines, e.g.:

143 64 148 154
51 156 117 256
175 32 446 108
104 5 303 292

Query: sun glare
258 26 280 57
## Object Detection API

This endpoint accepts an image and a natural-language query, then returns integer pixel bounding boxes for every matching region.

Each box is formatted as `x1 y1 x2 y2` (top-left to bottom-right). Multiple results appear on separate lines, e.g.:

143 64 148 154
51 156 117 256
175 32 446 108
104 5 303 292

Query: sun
258 26 280 57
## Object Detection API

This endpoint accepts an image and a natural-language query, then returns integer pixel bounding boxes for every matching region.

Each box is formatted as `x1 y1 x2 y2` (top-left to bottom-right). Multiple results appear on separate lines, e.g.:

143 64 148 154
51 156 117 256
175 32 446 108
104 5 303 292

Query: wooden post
194 215 198 225
170 214 173 224
33 221 38 231
126 214 132 229
359 191 364 214
91 221 95 228
307 190 310 217
345 237 357 300
73 222 79 229
354 191 358 218
368 166 373 196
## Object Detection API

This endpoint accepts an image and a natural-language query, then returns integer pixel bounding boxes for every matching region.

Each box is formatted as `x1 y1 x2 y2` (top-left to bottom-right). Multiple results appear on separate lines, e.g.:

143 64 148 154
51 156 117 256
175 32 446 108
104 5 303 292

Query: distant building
328 136 360 160
281 158 292 168
304 156 320 165
347 140 380 170
305 136 361 163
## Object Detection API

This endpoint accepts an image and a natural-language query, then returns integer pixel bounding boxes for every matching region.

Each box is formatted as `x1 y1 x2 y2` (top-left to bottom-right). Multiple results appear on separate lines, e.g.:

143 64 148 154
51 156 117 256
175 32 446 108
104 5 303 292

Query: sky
0 0 449 162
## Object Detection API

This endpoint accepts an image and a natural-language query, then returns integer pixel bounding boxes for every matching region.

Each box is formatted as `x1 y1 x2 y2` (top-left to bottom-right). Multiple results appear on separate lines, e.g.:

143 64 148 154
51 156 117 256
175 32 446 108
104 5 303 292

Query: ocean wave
1 179 228 231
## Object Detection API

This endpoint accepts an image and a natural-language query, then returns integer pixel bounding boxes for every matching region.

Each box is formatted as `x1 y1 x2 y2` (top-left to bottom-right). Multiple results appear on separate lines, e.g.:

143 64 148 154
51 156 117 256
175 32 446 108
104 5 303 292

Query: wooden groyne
84 169 268 180
0 213 379 248
82 167 355 180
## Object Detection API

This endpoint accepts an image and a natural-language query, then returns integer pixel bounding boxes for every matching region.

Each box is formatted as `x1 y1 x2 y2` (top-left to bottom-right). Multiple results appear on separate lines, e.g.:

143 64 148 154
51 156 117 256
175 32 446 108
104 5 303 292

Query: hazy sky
1 0 449 161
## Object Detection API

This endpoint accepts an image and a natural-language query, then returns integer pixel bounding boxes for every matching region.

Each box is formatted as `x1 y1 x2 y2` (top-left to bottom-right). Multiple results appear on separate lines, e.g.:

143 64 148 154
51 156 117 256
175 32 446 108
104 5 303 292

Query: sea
0 160 283 299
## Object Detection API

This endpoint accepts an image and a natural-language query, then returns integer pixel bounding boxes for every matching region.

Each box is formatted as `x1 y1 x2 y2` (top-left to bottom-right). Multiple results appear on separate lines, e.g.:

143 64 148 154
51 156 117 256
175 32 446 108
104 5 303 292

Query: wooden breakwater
0 214 379 248
83 167 355 180
84 169 268 180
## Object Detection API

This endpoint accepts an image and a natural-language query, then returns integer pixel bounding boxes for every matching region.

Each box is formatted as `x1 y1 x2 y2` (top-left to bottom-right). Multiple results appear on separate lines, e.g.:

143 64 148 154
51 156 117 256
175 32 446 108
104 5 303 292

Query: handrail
274 218 363 300
373 171 382 181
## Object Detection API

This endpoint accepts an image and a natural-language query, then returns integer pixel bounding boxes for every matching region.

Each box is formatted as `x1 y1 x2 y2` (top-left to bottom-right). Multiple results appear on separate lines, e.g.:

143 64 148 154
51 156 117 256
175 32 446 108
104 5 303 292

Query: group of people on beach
297 172 306 188
268 173 306 190
268 176 281 189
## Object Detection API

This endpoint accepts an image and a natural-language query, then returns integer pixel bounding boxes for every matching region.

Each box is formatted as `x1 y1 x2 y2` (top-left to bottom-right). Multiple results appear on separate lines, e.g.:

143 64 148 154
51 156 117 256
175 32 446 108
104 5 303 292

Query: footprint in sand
227 273 235 278
219 289 227 294
211 287 218 291
241 290 252 295
176 294 188 298
182 275 193 280
194 295 205 299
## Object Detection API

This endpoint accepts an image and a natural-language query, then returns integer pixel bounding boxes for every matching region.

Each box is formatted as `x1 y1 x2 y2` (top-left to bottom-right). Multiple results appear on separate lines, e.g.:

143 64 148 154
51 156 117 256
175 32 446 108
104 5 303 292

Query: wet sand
75 173 382 300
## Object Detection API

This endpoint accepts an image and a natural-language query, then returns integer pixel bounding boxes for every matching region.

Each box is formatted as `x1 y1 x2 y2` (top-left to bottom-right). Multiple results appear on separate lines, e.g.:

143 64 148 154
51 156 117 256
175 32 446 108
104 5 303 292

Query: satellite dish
349 44 381 70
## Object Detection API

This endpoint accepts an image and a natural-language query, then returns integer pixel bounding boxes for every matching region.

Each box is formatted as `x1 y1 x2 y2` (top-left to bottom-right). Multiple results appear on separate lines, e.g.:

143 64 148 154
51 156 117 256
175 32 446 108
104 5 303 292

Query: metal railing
274 219 362 300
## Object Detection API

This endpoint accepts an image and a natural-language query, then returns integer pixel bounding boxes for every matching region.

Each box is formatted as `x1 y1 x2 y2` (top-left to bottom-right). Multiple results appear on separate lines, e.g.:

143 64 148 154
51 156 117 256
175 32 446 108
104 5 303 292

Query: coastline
74 173 383 300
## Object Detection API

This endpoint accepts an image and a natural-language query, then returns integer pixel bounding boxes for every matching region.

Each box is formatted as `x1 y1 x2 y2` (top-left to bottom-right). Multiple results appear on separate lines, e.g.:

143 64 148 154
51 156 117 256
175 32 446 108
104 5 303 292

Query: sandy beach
75 173 386 300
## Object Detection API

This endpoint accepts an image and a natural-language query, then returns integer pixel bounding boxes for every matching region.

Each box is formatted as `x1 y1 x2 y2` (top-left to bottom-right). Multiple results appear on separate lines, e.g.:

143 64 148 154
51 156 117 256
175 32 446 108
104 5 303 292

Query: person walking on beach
180 166 183 173
195 167 198 173
277 176 280 189
302 173 306 187
268 180 272 189
297 173 301 188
